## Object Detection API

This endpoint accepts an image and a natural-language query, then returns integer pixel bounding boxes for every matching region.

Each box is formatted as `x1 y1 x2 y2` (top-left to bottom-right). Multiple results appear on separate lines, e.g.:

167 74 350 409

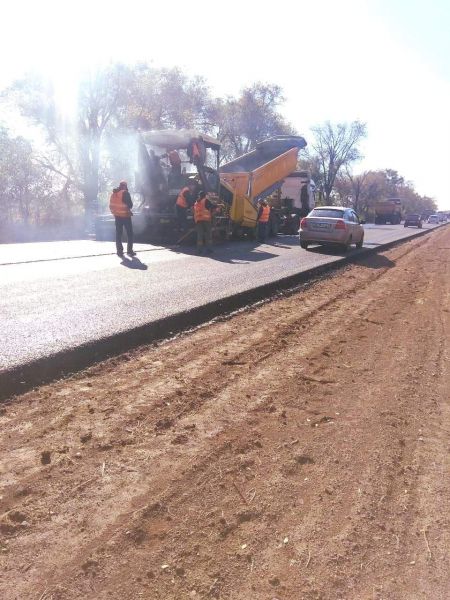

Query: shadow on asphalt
168 238 282 264
120 257 148 270
204 249 279 264
306 245 348 257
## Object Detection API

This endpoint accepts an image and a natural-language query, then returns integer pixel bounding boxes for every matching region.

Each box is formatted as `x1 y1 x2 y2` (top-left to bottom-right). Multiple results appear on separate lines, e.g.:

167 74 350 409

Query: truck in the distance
374 197 402 224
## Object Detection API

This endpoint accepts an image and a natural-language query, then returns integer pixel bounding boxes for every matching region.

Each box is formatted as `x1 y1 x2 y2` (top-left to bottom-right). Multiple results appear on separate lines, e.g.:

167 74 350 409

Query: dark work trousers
258 221 268 242
195 221 212 251
115 216 133 255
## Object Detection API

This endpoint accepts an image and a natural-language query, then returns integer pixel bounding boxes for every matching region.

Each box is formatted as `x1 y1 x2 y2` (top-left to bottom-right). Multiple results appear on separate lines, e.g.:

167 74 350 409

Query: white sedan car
299 206 365 251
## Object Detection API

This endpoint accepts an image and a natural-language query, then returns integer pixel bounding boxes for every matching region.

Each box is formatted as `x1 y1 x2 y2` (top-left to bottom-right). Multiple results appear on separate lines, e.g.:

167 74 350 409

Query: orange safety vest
109 189 131 218
258 205 271 223
176 187 189 209
194 198 212 223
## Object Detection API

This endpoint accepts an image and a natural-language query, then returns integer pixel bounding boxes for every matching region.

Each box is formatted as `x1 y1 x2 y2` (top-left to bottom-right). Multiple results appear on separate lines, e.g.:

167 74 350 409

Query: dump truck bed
375 201 401 215
374 198 402 224
220 136 307 228
221 136 307 174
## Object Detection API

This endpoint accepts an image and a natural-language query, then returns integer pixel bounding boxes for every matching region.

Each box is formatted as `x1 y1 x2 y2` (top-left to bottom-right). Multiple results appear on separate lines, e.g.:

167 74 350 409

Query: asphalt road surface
0 223 441 374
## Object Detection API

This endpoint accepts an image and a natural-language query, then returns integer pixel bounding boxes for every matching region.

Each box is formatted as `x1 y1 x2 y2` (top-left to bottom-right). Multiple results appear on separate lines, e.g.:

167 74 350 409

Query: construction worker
175 181 197 232
193 189 214 254
163 149 182 187
257 199 271 242
109 181 136 257
167 149 182 176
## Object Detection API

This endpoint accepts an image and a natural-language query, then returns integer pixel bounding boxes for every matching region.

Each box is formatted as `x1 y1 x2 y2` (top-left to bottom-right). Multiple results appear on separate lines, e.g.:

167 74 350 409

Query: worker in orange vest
175 180 197 232
193 189 215 254
109 180 136 257
257 199 271 242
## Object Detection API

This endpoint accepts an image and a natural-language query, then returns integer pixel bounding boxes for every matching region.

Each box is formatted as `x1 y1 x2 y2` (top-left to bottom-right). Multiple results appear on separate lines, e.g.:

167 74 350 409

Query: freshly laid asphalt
0 223 443 393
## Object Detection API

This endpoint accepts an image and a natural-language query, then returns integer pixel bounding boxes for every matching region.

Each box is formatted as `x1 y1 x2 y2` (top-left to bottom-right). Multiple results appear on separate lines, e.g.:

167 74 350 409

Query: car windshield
407 214 419 218
310 209 345 219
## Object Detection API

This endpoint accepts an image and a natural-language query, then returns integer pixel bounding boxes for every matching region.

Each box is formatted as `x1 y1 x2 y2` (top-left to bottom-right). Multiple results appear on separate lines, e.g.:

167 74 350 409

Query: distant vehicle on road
299 206 365 251
374 197 402 225
437 212 447 223
403 214 422 228
427 215 439 224
421 210 435 222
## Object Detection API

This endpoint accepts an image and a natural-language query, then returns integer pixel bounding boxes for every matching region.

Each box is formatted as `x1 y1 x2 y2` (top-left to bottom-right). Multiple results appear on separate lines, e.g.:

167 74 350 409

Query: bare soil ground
1 228 450 600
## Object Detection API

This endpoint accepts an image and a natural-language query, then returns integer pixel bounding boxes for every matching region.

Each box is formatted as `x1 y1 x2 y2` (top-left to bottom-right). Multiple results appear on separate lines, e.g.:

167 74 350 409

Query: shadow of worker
120 256 148 270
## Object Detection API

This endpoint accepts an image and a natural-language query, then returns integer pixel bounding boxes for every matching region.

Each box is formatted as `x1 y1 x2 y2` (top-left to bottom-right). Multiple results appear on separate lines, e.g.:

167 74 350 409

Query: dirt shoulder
1 228 449 600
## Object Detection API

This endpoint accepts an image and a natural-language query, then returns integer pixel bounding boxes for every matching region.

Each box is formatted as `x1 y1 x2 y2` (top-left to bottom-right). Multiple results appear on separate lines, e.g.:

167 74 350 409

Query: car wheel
300 241 309 250
356 234 364 249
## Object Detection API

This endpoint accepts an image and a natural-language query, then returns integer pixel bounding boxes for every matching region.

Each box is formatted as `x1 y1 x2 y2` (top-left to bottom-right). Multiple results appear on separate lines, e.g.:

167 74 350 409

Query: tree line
0 63 436 242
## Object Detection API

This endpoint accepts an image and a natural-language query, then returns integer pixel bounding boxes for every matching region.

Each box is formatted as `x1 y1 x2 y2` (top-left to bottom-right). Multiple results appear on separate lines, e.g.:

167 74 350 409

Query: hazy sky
2 0 449 207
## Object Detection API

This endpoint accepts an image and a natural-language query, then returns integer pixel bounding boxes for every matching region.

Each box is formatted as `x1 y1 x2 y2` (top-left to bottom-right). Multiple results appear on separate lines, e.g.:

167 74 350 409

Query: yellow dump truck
220 136 307 236
374 198 402 225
